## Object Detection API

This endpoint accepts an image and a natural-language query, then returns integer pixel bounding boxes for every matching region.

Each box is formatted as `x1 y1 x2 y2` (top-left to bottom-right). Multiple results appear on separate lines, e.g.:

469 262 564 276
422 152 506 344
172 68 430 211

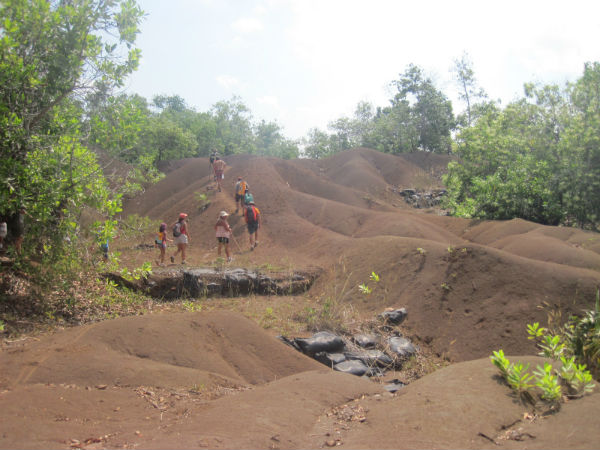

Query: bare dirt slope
1 148 600 449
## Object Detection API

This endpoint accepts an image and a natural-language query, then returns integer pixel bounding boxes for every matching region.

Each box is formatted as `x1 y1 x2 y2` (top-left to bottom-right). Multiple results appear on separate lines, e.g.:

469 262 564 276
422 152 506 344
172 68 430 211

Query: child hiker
215 211 232 262
155 222 172 266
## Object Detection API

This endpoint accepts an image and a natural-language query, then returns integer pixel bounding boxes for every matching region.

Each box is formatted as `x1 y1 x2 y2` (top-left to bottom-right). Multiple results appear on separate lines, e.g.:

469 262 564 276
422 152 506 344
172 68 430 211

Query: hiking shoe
227 257 232 263
181 260 187 265
254 241 259 248
170 256 175 263
250 246 254 252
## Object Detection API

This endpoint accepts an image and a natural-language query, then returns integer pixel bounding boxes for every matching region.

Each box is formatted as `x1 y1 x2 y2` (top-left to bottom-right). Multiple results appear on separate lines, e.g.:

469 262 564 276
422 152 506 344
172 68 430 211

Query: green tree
0 0 144 255
211 97 255 155
562 62 600 229
254 120 299 159
302 127 335 159
452 52 488 127
143 116 197 163
390 64 455 154
444 63 600 229
87 93 151 163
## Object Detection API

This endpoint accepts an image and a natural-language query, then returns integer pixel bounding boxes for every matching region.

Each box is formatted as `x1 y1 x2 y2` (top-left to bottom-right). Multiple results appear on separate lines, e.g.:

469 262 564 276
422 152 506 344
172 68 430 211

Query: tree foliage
444 63 600 229
0 0 144 256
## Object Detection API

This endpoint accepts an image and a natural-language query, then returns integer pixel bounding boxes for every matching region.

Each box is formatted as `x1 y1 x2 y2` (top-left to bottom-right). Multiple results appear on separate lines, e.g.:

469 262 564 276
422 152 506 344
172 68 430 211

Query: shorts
247 222 259 235
175 234 188 245
217 237 229 244
215 170 224 179
235 193 243 202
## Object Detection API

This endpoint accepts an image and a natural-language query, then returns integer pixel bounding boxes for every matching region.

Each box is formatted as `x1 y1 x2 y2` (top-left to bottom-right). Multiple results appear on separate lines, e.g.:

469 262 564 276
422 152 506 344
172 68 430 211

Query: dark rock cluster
102 267 320 299
395 188 447 209
279 308 417 383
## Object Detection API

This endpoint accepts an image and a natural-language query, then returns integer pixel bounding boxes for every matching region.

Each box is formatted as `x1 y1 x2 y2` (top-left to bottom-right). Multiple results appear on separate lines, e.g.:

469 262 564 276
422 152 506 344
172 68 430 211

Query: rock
352 333 379 348
294 331 345 356
383 379 406 393
333 359 370 376
314 352 346 367
387 336 417 359
345 349 393 368
379 308 408 325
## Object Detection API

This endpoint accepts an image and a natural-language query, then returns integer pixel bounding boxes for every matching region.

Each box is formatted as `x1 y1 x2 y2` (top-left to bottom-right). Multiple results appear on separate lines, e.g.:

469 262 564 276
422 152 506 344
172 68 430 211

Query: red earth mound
2 148 599 449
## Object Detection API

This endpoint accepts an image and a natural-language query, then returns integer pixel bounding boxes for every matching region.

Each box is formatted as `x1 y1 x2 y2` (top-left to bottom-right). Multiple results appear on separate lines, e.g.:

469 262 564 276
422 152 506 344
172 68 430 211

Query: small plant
492 314 597 411
183 300 202 312
195 191 211 212
559 356 595 395
0 320 4 332
416 247 426 255
533 362 562 403
214 257 225 271
190 383 206 393
562 289 600 377
490 349 511 378
446 246 455 253
358 283 372 295
260 306 277 328
506 362 535 394
538 334 565 359
527 322 546 340
369 272 380 283
440 282 451 292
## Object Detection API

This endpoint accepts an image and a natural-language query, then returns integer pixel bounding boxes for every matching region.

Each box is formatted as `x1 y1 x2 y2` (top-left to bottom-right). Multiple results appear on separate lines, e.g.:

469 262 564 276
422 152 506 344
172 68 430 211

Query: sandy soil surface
1 148 599 449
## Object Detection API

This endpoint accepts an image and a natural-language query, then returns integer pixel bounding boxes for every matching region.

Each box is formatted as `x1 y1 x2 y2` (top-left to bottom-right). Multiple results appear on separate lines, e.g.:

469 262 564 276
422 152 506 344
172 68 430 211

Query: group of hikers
154 154 261 266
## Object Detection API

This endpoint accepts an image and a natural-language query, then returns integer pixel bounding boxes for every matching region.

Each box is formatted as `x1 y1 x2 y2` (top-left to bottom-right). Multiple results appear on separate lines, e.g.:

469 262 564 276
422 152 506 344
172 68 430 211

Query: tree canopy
0 0 144 257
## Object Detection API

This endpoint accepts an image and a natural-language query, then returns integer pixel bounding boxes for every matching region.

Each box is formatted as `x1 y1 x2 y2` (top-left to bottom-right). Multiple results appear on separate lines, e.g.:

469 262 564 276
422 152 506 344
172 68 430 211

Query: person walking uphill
170 213 190 264
234 177 249 214
155 222 172 266
215 211 233 262
212 157 226 192
244 201 261 251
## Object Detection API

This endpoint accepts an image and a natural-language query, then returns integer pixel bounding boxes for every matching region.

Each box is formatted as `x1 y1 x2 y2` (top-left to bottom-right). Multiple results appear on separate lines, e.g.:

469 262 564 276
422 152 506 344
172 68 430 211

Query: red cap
179 213 188 219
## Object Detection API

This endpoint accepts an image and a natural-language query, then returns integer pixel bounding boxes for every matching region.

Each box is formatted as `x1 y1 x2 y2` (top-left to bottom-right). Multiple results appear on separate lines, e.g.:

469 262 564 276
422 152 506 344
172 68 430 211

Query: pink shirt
215 218 231 238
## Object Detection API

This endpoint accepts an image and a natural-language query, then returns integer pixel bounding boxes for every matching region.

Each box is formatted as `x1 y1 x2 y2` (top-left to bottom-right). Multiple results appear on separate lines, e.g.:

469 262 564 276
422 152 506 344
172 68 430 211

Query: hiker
212 157 226 192
209 149 218 180
155 222 172 266
234 177 249 214
170 213 190 264
244 200 261 250
0 218 7 252
215 211 233 262
243 188 254 211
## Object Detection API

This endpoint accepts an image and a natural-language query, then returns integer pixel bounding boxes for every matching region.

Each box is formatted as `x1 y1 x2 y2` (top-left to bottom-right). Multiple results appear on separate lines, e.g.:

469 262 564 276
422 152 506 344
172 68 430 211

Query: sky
125 0 600 141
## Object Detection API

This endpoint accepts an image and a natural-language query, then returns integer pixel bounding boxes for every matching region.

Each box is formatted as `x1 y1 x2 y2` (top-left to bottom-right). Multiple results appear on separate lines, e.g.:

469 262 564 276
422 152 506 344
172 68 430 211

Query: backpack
172 222 182 237
246 205 257 224
244 192 254 205
236 181 247 195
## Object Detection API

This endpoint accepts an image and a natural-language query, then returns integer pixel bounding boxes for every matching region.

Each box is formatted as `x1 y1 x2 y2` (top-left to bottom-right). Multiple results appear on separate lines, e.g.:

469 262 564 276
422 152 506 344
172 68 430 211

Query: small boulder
379 308 407 325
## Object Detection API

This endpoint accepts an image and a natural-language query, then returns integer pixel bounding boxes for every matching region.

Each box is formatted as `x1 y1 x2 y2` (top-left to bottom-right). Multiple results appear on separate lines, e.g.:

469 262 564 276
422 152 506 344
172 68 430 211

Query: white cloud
231 17 263 33
216 75 240 90
256 95 279 108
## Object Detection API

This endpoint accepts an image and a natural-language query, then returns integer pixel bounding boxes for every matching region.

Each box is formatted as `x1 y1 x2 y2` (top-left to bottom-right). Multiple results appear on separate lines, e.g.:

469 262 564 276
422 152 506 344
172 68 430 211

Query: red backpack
246 205 257 224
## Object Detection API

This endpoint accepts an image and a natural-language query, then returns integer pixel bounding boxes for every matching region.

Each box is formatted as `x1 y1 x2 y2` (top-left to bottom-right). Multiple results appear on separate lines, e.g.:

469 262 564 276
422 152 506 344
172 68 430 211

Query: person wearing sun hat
214 210 233 262
170 212 190 264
